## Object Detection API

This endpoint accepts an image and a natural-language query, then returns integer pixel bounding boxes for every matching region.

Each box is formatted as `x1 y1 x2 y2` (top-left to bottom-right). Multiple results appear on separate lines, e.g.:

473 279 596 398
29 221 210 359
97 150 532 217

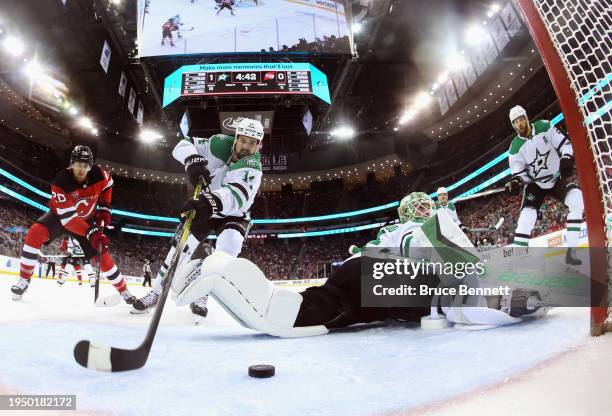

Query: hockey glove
348 244 362 255
559 155 575 179
86 226 110 253
184 155 211 187
180 192 222 220
95 205 112 228
504 177 524 196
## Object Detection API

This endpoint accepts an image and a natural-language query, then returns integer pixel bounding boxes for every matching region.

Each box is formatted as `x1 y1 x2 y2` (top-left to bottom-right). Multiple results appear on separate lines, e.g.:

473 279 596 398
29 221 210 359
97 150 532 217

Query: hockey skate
191 295 208 325
11 278 30 301
130 290 160 314
57 277 65 286
120 289 137 305
565 248 582 266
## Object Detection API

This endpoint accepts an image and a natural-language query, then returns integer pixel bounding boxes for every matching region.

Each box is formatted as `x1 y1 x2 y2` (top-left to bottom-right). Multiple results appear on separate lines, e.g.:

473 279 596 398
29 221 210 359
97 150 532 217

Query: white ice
1 274 611 416
139 0 349 57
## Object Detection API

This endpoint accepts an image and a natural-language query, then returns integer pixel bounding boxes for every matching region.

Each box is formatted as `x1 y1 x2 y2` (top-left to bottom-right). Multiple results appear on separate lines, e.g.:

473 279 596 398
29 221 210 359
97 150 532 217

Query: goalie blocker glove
184 155 211 187
505 177 524 196
180 191 222 220
559 155 575 179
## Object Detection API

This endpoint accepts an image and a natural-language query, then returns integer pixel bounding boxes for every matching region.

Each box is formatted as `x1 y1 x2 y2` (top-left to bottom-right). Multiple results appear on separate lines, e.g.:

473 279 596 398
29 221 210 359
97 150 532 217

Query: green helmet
398 192 434 223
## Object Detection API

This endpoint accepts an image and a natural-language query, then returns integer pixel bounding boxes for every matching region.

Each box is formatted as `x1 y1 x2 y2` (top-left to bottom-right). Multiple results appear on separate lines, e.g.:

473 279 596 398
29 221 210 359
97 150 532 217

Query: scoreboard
182 70 312 96
164 63 331 106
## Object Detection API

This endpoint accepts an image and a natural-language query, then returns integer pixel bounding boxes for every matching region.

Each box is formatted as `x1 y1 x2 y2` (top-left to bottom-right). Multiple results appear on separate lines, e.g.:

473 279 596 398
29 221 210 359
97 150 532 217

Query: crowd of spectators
0 182 579 280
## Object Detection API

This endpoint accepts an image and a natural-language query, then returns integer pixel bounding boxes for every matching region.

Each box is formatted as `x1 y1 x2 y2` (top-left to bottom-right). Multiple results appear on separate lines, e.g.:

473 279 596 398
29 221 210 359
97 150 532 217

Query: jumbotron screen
137 0 352 57
163 62 331 106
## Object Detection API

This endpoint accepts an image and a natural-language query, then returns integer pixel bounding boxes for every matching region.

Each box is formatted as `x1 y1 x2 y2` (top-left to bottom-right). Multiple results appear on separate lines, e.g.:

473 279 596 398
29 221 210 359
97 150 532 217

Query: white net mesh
528 0 612 315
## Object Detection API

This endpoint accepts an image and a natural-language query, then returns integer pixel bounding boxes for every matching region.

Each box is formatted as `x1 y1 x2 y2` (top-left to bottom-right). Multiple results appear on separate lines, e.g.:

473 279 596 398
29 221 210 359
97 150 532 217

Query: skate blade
130 308 151 315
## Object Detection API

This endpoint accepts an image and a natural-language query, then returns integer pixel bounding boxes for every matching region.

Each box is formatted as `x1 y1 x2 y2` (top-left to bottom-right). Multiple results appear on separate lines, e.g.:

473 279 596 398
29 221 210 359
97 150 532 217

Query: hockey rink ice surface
1 274 612 416
140 0 349 56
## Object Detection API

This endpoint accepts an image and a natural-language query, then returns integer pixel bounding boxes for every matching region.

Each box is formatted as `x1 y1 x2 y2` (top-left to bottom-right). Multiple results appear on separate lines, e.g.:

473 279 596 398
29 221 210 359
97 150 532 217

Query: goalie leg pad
173 251 234 300
178 257 328 337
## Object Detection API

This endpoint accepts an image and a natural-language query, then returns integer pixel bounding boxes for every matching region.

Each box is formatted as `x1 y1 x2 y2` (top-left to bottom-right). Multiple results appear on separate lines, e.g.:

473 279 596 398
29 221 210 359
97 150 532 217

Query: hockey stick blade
74 339 151 372
73 182 204 372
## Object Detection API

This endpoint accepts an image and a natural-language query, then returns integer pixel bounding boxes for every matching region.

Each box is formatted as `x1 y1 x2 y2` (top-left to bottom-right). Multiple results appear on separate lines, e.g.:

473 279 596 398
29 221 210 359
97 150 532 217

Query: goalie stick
74 181 204 372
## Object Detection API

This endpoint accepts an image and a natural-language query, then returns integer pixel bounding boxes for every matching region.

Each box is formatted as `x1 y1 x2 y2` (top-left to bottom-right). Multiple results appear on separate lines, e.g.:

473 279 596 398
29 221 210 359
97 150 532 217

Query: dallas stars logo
529 148 550 177
243 171 255 183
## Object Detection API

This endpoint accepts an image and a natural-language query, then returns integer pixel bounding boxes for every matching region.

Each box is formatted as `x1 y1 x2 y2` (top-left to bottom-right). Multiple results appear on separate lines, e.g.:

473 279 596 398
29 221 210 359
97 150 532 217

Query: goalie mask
398 192 434 223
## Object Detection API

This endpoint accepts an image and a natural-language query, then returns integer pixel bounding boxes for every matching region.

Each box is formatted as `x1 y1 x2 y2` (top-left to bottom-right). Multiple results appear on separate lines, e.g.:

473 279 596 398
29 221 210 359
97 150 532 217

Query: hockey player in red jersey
10 145 136 304
161 20 179 47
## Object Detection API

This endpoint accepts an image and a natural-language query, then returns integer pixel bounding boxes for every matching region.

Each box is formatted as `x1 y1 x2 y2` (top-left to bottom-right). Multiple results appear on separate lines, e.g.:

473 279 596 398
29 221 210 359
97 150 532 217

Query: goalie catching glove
180 191 223 220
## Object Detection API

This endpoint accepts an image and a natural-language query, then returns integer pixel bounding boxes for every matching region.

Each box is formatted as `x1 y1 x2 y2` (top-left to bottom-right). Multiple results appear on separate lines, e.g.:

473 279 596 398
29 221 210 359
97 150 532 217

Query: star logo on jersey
528 148 550 178
243 171 255 183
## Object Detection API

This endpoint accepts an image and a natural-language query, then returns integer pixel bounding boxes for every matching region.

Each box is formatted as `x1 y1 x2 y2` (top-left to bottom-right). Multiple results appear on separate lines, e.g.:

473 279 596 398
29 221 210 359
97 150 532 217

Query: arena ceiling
0 0 484 158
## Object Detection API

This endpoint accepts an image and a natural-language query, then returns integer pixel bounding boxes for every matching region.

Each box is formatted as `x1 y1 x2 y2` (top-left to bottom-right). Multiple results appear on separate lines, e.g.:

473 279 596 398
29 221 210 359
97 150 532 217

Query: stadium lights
24 61 44 80
2 35 25 56
68 106 79 116
330 126 355 140
414 92 430 109
490 3 501 13
437 71 449 84
78 117 94 130
139 129 163 143
399 110 415 125
465 24 488 46
446 52 466 71
352 22 363 34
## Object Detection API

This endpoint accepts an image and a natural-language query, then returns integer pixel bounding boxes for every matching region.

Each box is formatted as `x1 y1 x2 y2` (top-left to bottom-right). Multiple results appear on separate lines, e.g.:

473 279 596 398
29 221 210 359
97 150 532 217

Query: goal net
514 0 611 335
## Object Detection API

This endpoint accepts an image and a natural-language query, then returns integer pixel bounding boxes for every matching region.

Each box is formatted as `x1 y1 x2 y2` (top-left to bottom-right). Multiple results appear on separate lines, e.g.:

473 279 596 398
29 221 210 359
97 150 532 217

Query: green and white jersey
67 237 84 257
362 219 425 256
172 134 262 218
434 202 461 226
508 119 572 189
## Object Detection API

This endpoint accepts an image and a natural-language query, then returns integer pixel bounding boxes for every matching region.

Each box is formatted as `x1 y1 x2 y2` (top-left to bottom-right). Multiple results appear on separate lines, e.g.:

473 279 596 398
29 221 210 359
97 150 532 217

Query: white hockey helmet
437 186 448 195
235 118 264 143
509 105 528 123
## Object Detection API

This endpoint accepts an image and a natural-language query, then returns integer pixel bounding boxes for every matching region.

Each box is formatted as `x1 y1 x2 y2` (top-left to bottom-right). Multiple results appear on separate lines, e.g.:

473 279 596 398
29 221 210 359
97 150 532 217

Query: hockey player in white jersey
172 191 546 337
58 236 94 286
504 105 584 264
434 187 466 230
131 118 264 318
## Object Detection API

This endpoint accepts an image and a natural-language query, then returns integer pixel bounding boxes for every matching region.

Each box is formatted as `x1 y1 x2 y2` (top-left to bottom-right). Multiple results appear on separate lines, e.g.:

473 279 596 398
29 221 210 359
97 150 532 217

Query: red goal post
514 0 611 335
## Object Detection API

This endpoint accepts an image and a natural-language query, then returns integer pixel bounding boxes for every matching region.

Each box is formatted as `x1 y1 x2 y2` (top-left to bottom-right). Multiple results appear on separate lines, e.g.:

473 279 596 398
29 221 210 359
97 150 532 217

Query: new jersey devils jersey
49 166 113 236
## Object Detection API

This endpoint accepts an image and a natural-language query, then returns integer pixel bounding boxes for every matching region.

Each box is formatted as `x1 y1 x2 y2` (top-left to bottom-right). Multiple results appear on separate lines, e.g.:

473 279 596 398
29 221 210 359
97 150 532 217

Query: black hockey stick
74 181 204 372
93 244 102 304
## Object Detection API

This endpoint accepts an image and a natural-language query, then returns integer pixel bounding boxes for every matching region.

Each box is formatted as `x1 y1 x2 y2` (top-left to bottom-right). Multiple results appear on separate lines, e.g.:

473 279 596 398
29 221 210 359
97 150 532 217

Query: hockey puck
248 364 275 378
